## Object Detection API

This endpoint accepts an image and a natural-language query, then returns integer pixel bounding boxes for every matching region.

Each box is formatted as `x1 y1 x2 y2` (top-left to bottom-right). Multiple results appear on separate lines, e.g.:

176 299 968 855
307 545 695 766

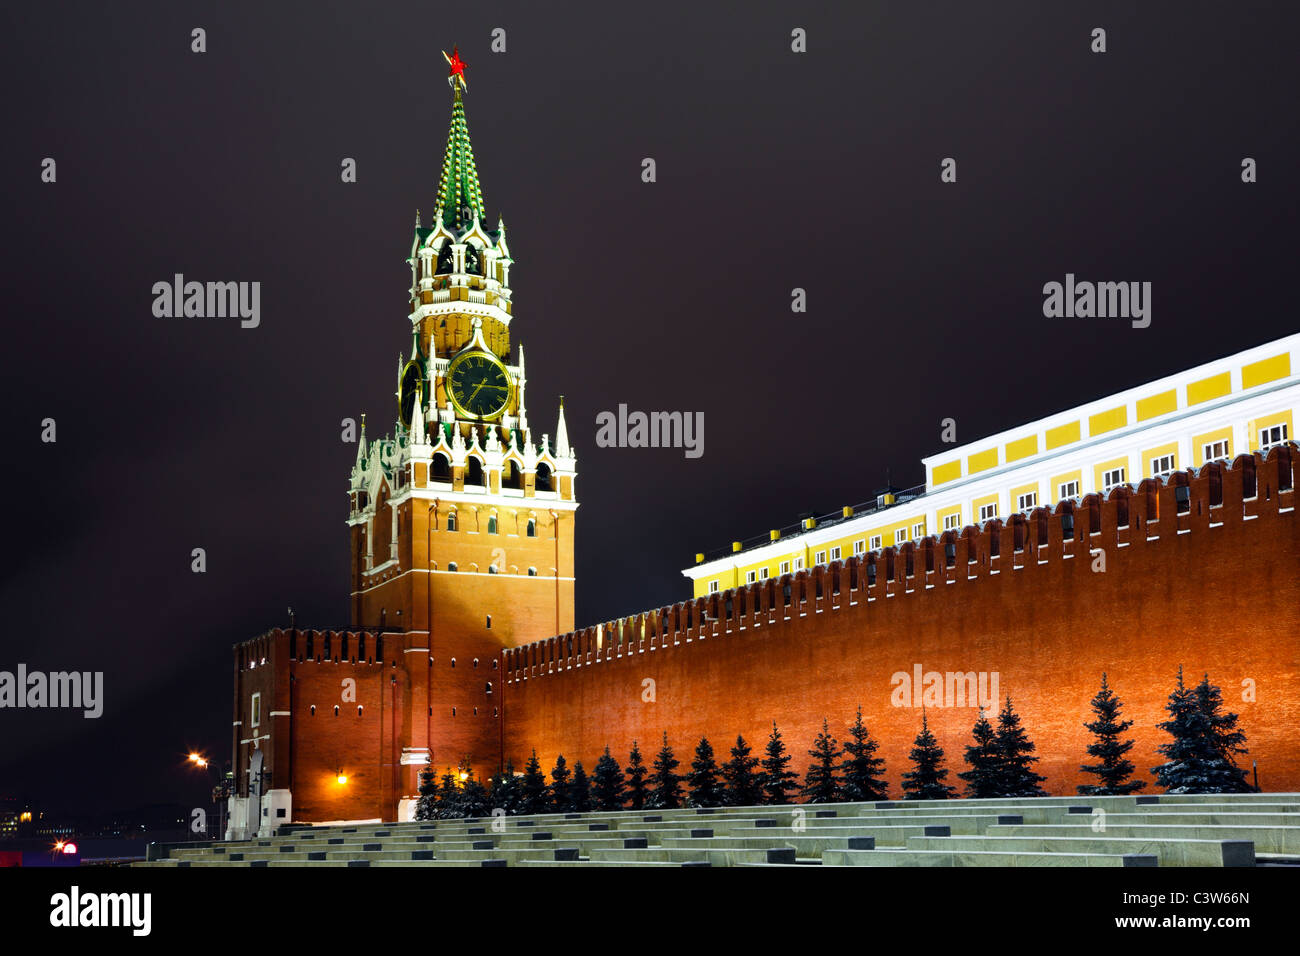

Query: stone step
659 826 950 851
905 834 1254 866
822 848 1158 867
588 846 804 866
989 823 1300 854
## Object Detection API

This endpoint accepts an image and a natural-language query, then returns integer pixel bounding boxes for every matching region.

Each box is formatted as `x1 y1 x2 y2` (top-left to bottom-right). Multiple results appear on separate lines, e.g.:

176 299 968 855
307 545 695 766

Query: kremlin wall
501 446 1299 799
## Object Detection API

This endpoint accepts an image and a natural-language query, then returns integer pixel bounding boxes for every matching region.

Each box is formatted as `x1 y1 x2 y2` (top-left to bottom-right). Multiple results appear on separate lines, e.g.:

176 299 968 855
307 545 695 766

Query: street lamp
185 751 231 840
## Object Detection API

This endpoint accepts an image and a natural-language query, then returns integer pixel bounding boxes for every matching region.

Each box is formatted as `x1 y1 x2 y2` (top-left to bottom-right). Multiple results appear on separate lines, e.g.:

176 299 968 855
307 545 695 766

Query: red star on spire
443 46 467 90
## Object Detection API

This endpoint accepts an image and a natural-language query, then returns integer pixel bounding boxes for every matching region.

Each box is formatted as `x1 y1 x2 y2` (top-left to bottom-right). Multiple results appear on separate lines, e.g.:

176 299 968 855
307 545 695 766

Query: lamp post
187 752 232 840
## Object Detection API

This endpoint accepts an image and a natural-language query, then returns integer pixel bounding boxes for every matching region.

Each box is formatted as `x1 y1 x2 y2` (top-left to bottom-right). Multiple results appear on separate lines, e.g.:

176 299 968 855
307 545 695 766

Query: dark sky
2 1 1297 815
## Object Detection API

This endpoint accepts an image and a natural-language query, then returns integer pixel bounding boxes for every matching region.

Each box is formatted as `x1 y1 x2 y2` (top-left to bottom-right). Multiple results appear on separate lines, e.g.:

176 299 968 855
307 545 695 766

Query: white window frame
759 567 770 580
708 580 719 593
868 535 881 551
814 550 827 565
1017 492 1038 512
943 512 961 531
912 522 925 539
779 560 791 575
1102 467 1126 492
979 502 999 523
793 556 805 571
894 528 908 545
745 570 757 584
1058 479 1080 499
853 539 866 555
829 546 842 561
1149 454 1176 478
1203 439 1230 462
1260 423 1288 449
250 692 261 729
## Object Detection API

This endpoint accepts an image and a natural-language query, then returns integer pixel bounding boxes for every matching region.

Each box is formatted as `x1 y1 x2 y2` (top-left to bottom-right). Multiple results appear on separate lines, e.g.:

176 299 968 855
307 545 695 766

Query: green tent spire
435 53 486 230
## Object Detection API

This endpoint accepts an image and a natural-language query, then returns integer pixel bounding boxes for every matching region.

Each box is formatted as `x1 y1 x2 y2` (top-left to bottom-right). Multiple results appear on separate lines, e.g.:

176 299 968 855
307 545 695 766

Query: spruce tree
761 721 799 805
569 761 593 812
1195 673 1251 792
625 741 649 811
591 747 627 811
415 765 438 820
687 737 726 807
840 705 889 801
489 761 523 815
721 735 763 806
646 733 683 809
434 768 461 818
1078 674 1146 795
994 696 1047 797
459 763 490 817
901 712 956 799
550 754 573 811
801 718 845 803
959 709 1002 798
1152 668 1251 793
520 750 550 815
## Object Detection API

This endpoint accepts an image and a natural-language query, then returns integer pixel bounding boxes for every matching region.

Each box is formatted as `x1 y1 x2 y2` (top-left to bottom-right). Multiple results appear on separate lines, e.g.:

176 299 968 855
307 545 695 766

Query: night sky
2 1 1297 816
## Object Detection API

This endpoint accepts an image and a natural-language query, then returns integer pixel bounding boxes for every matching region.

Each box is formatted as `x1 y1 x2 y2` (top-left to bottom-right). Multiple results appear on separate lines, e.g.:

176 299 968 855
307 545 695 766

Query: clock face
399 361 422 428
447 350 511 420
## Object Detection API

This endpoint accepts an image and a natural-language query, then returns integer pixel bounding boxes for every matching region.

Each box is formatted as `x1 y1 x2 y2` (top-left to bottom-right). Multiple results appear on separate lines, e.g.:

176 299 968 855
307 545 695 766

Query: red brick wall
502 449 1300 798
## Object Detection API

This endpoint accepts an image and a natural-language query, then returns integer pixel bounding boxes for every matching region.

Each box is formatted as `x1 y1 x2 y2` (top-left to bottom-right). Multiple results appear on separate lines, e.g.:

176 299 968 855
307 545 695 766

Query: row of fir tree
416 668 1253 819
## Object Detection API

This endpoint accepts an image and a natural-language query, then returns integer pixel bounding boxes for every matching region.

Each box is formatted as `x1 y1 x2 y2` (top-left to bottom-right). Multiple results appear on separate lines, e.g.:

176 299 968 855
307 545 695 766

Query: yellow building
685 332 1298 596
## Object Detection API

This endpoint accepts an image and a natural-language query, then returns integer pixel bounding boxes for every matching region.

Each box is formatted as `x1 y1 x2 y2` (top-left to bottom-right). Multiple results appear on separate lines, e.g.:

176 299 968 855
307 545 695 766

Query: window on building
1261 423 1289 449
869 535 881 550
250 693 261 728
447 512 457 532
708 580 719 593
745 570 757 584
535 463 554 492
1150 454 1176 478
1017 492 1038 512
465 457 485 487
527 518 537 537
779 560 791 575
448 562 458 572
793 556 805 570
894 528 908 545
1059 479 1080 499
527 566 537 576
829 546 841 561
943 512 961 531
979 502 999 523
912 522 925 539
487 515 498 534
1203 439 1231 462
815 550 827 565
1102 467 1126 492
854 539 866 555
759 567 770 580
488 564 498 574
